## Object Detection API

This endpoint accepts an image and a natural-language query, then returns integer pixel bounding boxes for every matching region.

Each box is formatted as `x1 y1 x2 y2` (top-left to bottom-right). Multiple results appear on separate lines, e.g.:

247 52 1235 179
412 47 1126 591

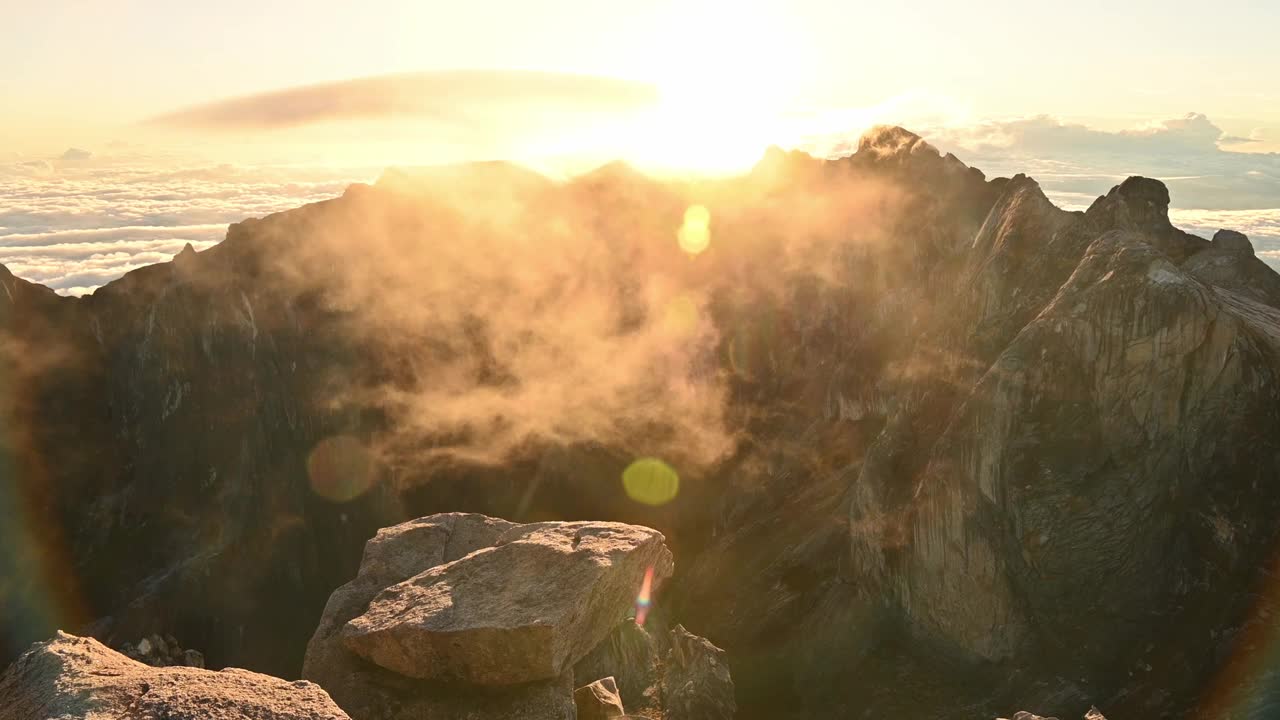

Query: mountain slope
2 127 1279 719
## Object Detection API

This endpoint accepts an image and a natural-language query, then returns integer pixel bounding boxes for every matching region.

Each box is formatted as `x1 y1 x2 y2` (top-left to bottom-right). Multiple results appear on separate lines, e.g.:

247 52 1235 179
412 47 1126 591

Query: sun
620 2 807 174
520 2 810 175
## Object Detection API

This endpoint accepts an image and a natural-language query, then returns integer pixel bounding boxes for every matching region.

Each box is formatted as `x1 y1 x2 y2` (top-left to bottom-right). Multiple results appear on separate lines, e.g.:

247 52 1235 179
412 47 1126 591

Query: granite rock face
0 631 348 720
1213 229 1254 254
663 624 737 720
573 619 663 711
343 521 671 684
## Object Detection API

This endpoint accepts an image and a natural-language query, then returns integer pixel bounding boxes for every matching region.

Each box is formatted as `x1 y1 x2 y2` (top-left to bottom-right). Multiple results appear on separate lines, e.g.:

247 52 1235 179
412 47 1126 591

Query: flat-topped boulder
0 631 348 720
304 513 674 720
343 519 672 685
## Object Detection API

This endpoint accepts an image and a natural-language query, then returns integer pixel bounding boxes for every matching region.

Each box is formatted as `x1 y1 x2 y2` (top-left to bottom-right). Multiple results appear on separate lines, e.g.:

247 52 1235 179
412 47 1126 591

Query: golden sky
4 0 1280 167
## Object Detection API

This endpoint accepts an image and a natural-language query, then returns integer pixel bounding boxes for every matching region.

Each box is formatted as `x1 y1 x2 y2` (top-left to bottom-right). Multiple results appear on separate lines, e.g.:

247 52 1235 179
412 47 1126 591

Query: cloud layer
919 113 1280 211
3 111 1279 296
0 157 369 294
866 113 1280 268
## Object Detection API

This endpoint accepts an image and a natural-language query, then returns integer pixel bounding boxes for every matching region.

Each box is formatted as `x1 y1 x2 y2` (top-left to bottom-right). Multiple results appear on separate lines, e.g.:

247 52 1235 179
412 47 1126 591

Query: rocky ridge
1 126 1279 719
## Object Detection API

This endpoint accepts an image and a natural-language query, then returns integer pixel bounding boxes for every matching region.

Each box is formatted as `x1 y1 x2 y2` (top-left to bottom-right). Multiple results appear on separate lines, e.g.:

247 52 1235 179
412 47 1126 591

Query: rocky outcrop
303 513 673 720
663 624 736 720
673 145 1280 718
343 521 671 684
119 632 205 668
0 631 348 720
574 676 626 720
573 619 663 711
1184 229 1280 307
1084 176 1209 261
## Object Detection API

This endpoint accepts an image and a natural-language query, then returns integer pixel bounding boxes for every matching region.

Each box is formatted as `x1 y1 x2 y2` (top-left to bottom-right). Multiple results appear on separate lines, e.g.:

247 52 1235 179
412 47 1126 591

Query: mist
227 150 910 475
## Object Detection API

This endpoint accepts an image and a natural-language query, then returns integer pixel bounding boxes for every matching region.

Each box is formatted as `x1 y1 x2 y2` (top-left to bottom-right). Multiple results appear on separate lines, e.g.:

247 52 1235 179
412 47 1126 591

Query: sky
2 0 1280 293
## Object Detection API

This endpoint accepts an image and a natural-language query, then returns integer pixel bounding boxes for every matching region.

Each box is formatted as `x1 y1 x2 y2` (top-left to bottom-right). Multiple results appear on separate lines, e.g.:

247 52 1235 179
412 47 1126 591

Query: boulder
662 624 736 720
0 631 348 720
1213 228 1254 254
304 513 673 720
341 519 673 685
574 676 626 720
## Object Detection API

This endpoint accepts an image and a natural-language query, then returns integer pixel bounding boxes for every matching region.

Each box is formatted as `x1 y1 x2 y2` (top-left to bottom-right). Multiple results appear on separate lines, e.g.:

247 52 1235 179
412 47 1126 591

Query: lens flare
306 435 376 503
622 457 680 506
635 565 655 627
677 204 711 255
662 293 699 335
1197 542 1280 718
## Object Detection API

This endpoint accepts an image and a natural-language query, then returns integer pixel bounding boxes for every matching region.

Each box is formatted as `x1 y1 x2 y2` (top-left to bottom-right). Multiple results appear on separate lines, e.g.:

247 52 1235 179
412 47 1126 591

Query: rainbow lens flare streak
635 566 655 627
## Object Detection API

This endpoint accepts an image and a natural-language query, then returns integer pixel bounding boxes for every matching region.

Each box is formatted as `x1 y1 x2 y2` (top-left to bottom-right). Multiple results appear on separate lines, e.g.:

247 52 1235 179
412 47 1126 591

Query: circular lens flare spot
622 458 680 506
307 435 375 503
677 204 711 255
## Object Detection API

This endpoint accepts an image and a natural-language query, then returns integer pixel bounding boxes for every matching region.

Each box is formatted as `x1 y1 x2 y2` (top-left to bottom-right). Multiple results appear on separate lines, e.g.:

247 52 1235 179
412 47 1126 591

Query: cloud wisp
149 70 661 131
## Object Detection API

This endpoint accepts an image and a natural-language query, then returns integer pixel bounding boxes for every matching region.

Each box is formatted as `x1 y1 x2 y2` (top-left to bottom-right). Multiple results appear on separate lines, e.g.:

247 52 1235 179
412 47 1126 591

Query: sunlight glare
677 205 712 255
610 1 811 173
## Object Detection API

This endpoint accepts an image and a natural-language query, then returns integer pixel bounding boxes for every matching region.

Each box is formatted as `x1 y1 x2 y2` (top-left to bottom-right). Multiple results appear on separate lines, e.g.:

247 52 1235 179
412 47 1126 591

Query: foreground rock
344 519 672 684
304 513 675 720
663 624 737 720
0 631 348 720
998 709 1107 720
574 676 625 719
574 619 663 711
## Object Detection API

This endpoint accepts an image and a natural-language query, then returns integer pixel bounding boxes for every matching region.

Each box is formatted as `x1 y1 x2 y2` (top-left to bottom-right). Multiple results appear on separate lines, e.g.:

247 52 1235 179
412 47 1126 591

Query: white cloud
59 147 93 163
4 110 1280 296
1168 208 1280 271
914 113 1280 212
0 156 373 294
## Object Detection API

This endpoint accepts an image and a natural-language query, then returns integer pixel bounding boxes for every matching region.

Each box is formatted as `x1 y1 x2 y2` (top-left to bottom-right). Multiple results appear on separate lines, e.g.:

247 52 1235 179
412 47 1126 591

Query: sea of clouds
0 151 374 295
2 111 1278 296
799 112 1280 270
927 113 1280 269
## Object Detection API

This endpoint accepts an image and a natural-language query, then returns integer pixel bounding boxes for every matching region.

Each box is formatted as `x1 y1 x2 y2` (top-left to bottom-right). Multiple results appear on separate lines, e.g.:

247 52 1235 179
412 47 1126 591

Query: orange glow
677 205 712 255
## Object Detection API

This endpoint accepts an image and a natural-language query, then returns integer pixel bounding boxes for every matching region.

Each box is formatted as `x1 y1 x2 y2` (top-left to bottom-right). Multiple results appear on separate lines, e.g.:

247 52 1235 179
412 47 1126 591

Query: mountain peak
1212 228 1254 255
1085 176 1172 232
750 145 822 181
855 125 931 159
